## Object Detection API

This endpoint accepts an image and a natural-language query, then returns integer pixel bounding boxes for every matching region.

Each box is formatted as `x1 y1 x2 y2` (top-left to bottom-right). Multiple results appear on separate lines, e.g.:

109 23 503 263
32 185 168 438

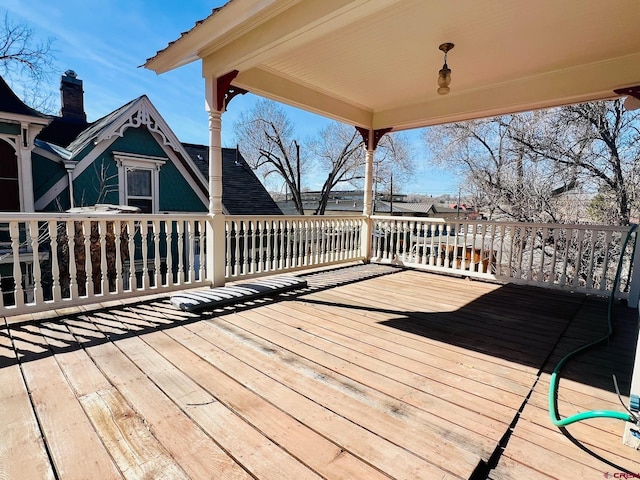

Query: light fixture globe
437 43 454 95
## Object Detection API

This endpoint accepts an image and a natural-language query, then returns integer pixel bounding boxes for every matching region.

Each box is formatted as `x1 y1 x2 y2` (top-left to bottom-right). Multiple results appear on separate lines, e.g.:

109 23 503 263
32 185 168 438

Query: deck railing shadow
0 263 399 369
300 284 637 396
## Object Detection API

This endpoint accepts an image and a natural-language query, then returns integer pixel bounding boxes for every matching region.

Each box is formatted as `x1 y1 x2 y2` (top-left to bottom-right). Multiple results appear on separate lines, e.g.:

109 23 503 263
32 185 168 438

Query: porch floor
1 265 638 479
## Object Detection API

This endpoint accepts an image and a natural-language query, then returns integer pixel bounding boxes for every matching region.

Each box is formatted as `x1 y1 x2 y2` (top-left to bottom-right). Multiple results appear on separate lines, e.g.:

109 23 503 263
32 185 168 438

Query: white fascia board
0 112 51 127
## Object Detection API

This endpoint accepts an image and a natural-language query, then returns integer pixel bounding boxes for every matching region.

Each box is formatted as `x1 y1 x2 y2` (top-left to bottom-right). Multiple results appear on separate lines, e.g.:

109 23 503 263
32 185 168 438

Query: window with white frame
113 152 166 213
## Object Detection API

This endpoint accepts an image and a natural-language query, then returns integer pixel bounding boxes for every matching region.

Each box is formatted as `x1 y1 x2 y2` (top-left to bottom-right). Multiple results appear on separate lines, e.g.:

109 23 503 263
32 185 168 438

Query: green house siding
32 153 66 203
0 122 20 135
74 153 119 207
42 188 71 212
110 127 166 157
159 160 206 212
32 125 205 212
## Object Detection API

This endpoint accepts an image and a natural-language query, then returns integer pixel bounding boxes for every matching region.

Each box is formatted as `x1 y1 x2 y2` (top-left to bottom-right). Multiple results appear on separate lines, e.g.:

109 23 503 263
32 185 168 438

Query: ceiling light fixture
437 42 454 95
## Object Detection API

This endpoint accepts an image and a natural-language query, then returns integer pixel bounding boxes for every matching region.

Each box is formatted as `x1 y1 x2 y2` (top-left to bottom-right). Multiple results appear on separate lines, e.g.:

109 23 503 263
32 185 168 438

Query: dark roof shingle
183 143 282 216
0 76 50 119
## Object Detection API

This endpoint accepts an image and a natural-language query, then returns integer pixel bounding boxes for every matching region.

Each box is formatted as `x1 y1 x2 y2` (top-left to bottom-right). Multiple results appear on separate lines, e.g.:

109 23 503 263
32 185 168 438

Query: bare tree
234 99 306 214
307 122 364 214
424 115 570 222
0 12 56 112
236 100 415 215
307 123 414 214
506 100 640 225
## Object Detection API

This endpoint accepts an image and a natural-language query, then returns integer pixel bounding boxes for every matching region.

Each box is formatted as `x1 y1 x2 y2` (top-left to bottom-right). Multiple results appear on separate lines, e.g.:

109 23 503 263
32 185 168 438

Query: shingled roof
182 143 282 216
0 76 50 120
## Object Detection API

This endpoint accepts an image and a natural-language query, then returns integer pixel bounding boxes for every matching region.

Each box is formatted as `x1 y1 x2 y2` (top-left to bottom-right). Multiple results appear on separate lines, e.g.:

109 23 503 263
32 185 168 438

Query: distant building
276 189 481 218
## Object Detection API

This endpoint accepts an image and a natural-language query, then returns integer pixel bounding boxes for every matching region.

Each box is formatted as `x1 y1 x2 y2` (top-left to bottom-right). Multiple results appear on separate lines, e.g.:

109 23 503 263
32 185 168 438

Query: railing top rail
372 215 447 223
370 215 634 232
0 213 211 221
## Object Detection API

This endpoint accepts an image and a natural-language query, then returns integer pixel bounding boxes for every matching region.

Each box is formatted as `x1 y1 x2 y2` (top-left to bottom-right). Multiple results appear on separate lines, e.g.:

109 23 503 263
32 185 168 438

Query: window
114 152 166 213
127 169 153 213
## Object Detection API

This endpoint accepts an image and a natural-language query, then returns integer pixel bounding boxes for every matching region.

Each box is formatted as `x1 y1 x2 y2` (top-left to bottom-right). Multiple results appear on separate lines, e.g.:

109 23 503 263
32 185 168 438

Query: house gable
34 95 209 213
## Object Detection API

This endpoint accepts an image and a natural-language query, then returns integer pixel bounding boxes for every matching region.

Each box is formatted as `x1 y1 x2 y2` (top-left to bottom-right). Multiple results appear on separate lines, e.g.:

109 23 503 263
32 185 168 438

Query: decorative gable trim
94 96 182 153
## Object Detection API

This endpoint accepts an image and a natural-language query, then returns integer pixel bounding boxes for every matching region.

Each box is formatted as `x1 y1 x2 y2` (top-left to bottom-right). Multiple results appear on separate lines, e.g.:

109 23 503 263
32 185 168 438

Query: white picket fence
0 213 637 316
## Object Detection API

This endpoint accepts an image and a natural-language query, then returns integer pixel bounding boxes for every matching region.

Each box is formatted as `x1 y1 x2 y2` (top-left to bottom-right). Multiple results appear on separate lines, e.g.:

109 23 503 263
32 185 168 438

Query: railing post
627 229 640 308
205 75 226 288
207 214 225 287
361 129 375 262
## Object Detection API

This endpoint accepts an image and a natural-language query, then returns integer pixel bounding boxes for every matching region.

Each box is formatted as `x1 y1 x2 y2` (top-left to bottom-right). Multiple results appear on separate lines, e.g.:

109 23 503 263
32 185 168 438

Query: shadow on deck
0 264 638 479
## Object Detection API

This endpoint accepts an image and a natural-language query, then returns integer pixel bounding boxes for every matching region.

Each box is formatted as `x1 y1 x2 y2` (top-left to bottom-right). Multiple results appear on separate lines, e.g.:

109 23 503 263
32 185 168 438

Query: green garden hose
548 224 638 427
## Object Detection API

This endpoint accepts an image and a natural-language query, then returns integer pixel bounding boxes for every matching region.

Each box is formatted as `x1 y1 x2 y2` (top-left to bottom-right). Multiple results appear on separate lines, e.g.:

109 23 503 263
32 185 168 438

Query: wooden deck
1 265 638 479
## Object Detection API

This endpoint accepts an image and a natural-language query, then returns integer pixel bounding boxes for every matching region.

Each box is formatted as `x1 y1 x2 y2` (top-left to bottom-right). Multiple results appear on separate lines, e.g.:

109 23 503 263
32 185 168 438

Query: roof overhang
145 0 640 131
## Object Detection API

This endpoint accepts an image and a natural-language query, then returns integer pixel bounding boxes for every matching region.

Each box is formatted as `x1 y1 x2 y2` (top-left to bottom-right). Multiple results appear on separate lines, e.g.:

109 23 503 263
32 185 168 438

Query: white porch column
361 129 375 260
205 76 226 287
19 123 35 212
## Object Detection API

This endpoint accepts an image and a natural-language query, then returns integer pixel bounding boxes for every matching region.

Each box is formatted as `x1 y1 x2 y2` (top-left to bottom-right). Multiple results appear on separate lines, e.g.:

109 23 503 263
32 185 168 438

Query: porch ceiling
145 0 640 131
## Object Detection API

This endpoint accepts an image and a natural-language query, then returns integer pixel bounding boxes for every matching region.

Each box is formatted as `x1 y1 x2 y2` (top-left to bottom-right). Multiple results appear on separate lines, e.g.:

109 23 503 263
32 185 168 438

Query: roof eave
144 0 292 74
1 111 52 127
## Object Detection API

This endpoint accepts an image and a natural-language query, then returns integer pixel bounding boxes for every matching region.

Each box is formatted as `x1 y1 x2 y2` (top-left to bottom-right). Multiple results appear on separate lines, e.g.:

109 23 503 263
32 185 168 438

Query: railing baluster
10 222 23 309
98 220 108 295
164 220 172 286
127 220 135 291
573 229 585 288
224 220 231 278
176 220 184 285
153 220 161 287
49 221 61 303
600 230 614 291
559 228 571 287
198 220 205 282
28 221 43 305
114 220 123 293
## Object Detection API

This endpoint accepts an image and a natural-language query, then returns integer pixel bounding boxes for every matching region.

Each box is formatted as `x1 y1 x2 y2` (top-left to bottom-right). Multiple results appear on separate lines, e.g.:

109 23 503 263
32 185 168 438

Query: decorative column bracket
355 127 392 150
614 85 640 99
216 70 248 112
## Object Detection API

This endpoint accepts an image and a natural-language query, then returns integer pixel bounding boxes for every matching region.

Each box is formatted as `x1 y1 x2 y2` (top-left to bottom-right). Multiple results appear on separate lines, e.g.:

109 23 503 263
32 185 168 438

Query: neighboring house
0 71 281 216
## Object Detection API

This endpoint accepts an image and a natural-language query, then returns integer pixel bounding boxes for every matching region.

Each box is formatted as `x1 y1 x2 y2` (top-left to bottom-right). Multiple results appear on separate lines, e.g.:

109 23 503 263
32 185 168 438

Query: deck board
2 267 638 479
0 325 55 480
489 296 640 479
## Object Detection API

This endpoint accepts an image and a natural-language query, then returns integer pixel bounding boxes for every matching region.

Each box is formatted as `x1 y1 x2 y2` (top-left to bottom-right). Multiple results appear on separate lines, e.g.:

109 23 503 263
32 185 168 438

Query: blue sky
0 0 459 195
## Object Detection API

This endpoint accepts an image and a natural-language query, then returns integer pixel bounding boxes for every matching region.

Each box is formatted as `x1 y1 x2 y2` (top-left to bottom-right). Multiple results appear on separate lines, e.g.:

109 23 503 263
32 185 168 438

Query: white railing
371 216 638 299
2 212 637 316
0 213 209 316
225 215 365 280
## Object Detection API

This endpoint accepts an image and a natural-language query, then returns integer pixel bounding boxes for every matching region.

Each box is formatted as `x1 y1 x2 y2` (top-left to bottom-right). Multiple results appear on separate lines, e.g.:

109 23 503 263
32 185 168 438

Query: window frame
114 152 166 214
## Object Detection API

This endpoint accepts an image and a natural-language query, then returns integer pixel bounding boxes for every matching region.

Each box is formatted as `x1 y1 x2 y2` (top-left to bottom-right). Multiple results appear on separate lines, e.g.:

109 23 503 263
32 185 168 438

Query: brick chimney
60 70 86 121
